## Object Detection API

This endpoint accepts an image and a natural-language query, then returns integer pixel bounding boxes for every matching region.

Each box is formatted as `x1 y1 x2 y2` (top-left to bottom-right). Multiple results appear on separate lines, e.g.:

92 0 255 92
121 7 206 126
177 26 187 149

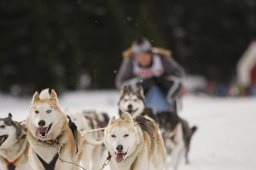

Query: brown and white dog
26 89 83 170
118 85 197 170
104 112 166 170
0 113 31 170
67 110 109 170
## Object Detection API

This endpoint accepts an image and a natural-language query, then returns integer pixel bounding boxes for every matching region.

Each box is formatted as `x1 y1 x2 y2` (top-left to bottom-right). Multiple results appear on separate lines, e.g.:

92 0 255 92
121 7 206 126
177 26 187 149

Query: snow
0 91 256 170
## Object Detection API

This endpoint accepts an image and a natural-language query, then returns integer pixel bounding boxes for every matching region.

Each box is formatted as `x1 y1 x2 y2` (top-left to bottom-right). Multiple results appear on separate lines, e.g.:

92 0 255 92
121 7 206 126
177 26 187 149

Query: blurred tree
0 0 255 94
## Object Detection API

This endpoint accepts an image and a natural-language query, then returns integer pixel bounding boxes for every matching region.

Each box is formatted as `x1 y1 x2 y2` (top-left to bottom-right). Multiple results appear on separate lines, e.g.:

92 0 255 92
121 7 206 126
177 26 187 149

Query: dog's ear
123 112 133 122
50 89 58 102
108 116 116 125
136 84 145 99
32 91 40 103
8 113 12 119
18 123 27 139
121 85 130 94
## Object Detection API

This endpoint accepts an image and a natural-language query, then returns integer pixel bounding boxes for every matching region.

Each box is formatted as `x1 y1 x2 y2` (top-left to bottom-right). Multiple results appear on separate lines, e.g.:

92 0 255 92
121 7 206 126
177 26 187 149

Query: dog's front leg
168 124 185 170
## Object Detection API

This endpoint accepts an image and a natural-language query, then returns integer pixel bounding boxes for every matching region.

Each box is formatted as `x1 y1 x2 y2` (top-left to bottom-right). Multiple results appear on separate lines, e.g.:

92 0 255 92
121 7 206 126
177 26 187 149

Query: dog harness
36 153 59 170
36 134 62 170
34 118 79 170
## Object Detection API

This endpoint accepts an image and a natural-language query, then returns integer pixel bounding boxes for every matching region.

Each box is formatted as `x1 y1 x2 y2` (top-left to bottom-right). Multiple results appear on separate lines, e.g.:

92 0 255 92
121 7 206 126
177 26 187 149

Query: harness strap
36 153 59 170
99 152 112 170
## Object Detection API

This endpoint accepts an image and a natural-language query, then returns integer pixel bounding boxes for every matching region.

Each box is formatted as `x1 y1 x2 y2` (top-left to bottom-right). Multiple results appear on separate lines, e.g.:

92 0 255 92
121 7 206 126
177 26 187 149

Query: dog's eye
124 134 129 137
111 134 116 138
46 110 52 113
0 125 5 128
124 99 128 102
134 99 138 102
35 110 39 114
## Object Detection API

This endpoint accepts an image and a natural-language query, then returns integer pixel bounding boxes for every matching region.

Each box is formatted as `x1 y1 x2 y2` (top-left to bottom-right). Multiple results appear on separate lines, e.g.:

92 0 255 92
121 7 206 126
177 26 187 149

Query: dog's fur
118 85 155 119
156 111 197 170
118 85 197 170
68 110 109 170
104 112 166 170
80 110 110 129
0 113 31 170
26 89 83 170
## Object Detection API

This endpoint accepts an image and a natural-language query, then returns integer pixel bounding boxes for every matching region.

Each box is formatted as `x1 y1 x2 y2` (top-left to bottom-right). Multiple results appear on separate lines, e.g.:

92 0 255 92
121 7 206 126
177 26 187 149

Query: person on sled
115 36 185 114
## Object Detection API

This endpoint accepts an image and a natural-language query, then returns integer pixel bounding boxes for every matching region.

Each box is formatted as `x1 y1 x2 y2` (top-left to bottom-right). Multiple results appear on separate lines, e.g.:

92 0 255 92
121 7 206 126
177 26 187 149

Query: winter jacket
115 47 185 94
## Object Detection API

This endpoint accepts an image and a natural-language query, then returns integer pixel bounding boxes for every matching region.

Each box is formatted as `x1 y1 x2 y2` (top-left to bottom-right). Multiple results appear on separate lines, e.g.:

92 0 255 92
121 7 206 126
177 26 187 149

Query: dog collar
3 137 27 170
37 133 62 147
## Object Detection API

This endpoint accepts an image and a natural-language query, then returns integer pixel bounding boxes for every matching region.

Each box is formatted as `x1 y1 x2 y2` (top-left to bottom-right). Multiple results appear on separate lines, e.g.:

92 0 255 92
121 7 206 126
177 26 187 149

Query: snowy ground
0 90 256 170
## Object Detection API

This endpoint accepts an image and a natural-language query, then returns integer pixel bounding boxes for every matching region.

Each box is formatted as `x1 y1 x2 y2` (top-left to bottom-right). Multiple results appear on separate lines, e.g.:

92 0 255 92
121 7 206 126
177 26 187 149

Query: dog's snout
116 145 123 152
38 120 46 127
128 104 133 109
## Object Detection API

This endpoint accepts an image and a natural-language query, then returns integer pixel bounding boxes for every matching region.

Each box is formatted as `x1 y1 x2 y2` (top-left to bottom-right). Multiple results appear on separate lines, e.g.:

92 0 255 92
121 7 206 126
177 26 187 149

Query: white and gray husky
118 85 155 119
0 113 31 170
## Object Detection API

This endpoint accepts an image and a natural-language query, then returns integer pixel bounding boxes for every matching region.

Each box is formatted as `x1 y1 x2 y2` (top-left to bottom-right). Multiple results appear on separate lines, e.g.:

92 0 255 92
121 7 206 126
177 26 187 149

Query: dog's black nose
116 145 123 152
38 120 46 127
128 104 133 109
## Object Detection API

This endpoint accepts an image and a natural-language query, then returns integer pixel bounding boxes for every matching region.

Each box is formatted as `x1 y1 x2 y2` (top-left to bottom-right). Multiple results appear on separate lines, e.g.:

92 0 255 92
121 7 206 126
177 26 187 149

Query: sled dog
104 112 166 170
26 89 83 170
68 110 109 170
118 85 197 170
0 113 31 170
156 111 197 170
118 85 155 119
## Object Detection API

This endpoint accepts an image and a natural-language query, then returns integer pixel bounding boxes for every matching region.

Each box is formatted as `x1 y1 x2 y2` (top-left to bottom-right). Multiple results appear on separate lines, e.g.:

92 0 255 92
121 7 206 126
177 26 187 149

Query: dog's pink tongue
116 153 125 163
36 127 48 137
127 110 134 115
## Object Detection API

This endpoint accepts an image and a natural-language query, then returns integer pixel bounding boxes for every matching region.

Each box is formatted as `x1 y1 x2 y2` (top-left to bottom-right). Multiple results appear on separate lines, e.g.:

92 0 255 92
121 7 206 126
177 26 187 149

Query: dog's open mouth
0 135 8 146
115 151 127 163
126 108 138 115
36 123 53 138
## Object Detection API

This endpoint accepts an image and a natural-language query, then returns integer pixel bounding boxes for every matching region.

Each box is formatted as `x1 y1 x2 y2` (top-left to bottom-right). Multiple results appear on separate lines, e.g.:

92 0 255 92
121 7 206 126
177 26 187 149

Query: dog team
0 87 197 170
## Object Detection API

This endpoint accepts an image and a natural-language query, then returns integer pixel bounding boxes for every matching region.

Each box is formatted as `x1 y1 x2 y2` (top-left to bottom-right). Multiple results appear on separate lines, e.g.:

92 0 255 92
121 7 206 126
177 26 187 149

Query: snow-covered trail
179 96 256 170
0 91 255 170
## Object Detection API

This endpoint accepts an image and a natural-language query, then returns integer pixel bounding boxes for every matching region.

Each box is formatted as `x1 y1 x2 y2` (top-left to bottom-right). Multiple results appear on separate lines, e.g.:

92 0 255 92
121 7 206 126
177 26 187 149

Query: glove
139 78 155 91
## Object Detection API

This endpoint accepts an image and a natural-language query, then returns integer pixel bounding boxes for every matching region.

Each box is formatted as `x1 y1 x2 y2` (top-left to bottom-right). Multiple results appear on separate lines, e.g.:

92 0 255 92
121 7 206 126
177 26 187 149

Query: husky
0 113 31 170
26 89 83 170
118 84 197 170
118 85 155 119
156 111 197 170
80 110 110 129
68 110 109 170
104 112 166 170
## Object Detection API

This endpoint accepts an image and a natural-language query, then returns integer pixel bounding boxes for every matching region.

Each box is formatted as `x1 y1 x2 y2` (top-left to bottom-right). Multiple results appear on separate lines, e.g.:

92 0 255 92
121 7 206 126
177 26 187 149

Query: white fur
28 103 64 141
104 114 166 170
165 123 185 170
27 89 82 170
39 88 51 100
68 110 106 170
0 119 31 170
119 93 145 118
0 121 17 149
